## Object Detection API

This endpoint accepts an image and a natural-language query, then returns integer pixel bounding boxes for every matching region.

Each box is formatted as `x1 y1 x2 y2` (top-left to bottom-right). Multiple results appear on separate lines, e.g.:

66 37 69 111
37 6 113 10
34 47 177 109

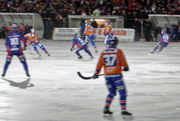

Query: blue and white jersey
159 33 170 43
5 32 26 54
71 37 87 49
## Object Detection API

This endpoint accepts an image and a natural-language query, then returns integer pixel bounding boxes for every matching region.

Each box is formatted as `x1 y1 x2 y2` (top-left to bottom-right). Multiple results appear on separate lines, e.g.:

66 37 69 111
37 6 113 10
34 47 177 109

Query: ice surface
0 40 180 121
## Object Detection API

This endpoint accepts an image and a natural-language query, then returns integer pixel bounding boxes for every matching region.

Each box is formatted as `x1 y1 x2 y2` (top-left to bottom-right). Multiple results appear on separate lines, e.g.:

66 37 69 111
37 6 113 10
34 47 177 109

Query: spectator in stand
151 3 157 14
169 24 178 41
132 18 141 41
154 26 162 41
120 10 127 18
44 17 54 39
92 7 101 16
178 25 180 41
55 12 63 28
81 10 87 16
0 23 7 38
0 0 179 40
143 18 152 41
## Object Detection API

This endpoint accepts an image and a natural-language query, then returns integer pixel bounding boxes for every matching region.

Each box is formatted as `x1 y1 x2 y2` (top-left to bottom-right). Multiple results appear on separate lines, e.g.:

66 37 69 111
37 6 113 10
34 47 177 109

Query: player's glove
123 67 129 71
70 48 73 51
92 73 99 79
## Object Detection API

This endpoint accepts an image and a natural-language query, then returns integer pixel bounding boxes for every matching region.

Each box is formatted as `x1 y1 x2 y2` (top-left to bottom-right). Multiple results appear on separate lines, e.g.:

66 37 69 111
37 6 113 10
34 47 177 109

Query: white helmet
31 28 35 33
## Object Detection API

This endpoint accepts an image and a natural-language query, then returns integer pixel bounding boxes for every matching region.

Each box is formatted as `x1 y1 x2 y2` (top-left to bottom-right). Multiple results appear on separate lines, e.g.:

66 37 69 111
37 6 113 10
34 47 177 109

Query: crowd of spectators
0 0 179 27
0 0 179 40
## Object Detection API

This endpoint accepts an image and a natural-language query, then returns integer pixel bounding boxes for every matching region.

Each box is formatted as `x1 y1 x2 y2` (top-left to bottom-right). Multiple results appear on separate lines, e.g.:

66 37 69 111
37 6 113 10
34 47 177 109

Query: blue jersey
5 32 26 54
159 33 170 43
71 37 87 49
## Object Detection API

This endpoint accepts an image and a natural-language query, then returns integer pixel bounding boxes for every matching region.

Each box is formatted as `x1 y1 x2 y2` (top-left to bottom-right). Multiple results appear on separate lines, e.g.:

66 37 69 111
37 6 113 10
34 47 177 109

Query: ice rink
0 40 180 121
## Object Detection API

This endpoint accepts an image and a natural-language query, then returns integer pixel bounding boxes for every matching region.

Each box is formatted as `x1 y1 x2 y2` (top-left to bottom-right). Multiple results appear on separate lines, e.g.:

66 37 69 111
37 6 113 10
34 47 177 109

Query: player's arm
24 34 29 44
20 35 27 49
118 50 129 71
107 26 111 33
34 34 39 42
5 38 9 49
168 35 171 44
104 26 107 35
95 53 104 74
5 38 11 54
158 34 163 43
93 53 103 79
70 39 76 51
83 25 88 35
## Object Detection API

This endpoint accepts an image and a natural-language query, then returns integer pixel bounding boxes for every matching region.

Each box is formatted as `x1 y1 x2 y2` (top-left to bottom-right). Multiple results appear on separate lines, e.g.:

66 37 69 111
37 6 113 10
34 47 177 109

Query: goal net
0 13 44 38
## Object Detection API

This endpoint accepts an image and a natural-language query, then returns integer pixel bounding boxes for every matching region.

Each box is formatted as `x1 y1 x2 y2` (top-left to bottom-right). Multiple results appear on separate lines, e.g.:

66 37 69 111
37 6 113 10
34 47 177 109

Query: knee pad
75 48 81 54
120 94 126 101
108 93 116 98
31 44 37 50
38 43 45 50
91 40 95 46
6 56 12 64
19 56 26 63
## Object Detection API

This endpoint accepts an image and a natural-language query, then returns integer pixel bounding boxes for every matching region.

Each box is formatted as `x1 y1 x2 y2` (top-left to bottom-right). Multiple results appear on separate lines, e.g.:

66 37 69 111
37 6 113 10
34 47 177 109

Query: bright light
94 19 106 22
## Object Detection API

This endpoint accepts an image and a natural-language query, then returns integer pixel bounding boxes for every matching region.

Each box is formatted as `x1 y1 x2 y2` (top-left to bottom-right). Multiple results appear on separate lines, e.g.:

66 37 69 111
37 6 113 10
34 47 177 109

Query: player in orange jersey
84 20 98 53
93 36 132 118
24 29 50 56
104 20 113 47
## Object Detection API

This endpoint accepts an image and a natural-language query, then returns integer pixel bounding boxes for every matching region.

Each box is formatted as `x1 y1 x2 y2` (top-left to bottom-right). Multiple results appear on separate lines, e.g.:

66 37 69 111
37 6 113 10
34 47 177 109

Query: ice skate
78 56 83 59
103 108 113 117
26 72 30 77
150 51 154 54
1 72 6 77
148 51 154 55
47 53 50 56
121 111 133 119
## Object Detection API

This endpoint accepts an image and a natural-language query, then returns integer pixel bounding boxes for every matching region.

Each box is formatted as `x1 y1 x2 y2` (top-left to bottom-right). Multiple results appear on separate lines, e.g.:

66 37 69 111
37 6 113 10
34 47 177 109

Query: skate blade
122 115 133 119
104 114 113 117
103 116 114 121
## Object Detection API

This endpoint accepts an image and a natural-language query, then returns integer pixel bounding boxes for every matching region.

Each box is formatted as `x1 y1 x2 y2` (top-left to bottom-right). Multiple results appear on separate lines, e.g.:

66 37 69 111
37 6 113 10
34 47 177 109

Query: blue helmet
161 28 167 34
106 20 110 25
109 36 119 47
73 32 78 38
85 20 90 25
12 24 18 31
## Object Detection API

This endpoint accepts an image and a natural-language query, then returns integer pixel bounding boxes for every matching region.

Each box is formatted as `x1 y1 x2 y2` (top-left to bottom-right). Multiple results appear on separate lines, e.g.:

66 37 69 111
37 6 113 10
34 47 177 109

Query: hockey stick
77 72 104 80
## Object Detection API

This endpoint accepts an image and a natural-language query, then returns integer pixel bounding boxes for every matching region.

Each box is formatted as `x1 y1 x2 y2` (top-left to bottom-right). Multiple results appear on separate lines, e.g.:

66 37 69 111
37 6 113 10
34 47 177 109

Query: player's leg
83 46 93 59
158 42 167 52
75 48 83 59
37 42 50 56
115 76 132 116
1 54 13 77
151 43 160 53
85 35 90 43
31 43 41 56
104 35 110 48
158 45 164 52
90 34 98 53
103 77 116 116
17 53 30 77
